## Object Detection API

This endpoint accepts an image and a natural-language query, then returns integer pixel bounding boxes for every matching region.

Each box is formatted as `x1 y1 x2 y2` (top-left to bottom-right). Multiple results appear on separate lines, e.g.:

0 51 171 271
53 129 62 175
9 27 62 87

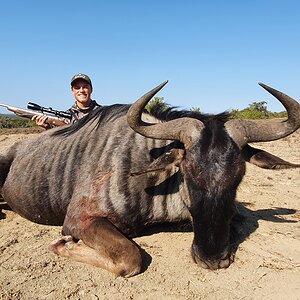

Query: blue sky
0 0 299 114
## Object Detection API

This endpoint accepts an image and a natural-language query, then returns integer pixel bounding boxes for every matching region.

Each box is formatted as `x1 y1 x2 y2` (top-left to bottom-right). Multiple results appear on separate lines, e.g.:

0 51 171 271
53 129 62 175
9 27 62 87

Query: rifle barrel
0 103 67 126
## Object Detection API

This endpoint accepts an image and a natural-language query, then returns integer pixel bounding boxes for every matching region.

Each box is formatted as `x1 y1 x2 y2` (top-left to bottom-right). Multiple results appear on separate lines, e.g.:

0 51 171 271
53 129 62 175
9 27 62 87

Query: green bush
230 109 287 120
0 116 36 129
230 109 267 119
146 97 170 113
230 100 288 120
268 111 288 118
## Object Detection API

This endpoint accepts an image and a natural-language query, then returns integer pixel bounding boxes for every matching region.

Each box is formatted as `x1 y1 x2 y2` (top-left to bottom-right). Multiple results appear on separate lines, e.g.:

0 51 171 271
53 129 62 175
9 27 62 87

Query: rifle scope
27 102 72 119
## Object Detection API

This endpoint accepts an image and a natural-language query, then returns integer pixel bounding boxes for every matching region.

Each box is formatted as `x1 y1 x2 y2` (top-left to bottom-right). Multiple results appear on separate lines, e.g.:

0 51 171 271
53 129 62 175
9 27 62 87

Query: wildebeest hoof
49 235 75 255
192 247 234 270
196 255 234 270
218 253 234 269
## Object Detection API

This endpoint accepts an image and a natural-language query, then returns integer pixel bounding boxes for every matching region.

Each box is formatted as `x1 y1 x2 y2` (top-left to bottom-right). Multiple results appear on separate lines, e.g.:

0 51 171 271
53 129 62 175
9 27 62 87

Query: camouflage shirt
65 100 100 124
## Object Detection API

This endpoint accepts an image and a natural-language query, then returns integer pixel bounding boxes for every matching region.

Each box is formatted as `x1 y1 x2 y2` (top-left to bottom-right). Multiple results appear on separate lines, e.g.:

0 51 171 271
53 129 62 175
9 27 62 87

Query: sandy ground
0 127 299 300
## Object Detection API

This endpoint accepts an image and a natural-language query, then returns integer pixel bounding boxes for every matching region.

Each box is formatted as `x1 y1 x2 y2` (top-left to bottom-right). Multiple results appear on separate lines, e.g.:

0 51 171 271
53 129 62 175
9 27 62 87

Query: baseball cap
71 73 92 89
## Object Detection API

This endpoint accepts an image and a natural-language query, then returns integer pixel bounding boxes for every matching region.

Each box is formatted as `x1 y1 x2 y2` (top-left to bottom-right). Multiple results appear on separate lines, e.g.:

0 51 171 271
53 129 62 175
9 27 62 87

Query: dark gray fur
0 105 190 234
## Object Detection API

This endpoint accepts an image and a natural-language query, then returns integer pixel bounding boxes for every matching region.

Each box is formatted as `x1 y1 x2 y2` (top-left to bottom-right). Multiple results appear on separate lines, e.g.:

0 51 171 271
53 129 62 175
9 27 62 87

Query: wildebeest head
127 81 300 269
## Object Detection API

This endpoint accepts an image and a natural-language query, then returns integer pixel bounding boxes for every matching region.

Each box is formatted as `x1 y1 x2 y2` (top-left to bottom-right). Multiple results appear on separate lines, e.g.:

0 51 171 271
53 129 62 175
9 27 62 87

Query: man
32 73 100 129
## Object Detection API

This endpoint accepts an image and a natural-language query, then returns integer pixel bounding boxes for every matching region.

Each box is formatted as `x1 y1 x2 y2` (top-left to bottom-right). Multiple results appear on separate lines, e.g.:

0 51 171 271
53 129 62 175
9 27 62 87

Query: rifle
0 102 72 127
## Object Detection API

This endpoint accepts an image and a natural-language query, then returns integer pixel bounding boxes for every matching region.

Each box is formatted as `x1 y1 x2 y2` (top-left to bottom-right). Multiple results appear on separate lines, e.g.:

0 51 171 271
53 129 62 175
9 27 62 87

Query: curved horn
225 83 300 148
127 81 204 149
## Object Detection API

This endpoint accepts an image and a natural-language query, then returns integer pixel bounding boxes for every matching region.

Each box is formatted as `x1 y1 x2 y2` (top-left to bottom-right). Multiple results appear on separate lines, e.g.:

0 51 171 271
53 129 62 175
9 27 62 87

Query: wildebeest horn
128 81 204 149
225 83 300 149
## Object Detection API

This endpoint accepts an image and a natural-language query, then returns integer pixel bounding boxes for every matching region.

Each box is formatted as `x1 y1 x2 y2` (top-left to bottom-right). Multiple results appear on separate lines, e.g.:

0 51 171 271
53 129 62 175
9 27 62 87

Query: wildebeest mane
148 102 230 124
52 102 230 137
52 104 131 136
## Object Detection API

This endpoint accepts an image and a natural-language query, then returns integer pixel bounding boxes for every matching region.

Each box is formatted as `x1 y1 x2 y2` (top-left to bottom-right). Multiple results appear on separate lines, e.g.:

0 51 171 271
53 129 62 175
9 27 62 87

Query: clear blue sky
1 0 299 114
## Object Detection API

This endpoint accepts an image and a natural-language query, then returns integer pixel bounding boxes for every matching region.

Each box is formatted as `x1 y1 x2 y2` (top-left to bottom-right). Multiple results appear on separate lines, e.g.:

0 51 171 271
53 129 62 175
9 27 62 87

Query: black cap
71 73 92 89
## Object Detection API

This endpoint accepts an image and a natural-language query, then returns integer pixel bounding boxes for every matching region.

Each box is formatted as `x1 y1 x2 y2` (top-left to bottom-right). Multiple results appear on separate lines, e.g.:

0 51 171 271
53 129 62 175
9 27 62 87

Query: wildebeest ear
131 149 185 176
241 144 300 169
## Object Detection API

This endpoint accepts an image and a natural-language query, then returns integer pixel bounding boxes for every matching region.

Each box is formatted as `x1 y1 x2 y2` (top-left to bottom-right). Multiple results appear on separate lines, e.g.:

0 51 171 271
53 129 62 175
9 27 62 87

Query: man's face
71 79 92 106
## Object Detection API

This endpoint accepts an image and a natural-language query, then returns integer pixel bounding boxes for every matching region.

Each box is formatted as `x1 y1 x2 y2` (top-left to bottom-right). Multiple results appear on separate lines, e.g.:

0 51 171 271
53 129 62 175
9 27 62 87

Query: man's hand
31 115 51 130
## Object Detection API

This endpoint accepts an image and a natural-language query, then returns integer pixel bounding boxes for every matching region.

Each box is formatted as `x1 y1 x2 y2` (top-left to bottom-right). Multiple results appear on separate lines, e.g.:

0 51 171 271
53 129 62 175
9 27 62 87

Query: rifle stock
0 103 68 127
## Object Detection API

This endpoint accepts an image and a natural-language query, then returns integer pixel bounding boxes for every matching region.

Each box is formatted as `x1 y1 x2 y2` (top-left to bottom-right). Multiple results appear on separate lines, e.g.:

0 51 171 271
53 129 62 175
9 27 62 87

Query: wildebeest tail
0 148 16 191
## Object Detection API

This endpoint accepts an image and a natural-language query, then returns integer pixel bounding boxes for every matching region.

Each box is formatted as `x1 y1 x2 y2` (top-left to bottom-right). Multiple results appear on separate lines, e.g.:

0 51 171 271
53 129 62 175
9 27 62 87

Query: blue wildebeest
0 82 299 277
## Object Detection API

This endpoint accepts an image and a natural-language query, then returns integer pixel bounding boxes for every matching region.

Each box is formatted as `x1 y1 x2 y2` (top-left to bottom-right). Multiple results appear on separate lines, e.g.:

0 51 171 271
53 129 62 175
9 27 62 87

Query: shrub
0 115 36 129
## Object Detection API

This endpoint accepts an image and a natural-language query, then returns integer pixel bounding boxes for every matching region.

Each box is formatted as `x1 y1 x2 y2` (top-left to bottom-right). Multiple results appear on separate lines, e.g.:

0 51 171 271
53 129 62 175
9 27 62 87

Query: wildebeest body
1 82 299 277
1 105 191 234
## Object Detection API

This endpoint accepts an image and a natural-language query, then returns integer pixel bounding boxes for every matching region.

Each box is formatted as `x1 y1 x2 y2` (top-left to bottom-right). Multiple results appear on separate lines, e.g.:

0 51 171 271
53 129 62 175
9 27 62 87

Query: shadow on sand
138 201 297 271
0 200 297 273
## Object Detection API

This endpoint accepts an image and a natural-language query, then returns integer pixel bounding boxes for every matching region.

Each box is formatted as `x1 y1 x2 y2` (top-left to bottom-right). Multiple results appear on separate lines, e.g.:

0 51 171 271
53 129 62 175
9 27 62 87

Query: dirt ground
0 127 299 300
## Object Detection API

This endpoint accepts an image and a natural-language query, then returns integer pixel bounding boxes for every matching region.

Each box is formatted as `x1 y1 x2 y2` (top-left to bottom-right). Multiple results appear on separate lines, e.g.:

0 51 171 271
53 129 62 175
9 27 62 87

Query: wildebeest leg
49 218 142 278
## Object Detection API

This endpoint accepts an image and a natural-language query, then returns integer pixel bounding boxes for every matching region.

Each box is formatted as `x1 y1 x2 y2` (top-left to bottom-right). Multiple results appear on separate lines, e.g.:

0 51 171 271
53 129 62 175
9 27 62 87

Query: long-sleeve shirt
64 100 100 124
